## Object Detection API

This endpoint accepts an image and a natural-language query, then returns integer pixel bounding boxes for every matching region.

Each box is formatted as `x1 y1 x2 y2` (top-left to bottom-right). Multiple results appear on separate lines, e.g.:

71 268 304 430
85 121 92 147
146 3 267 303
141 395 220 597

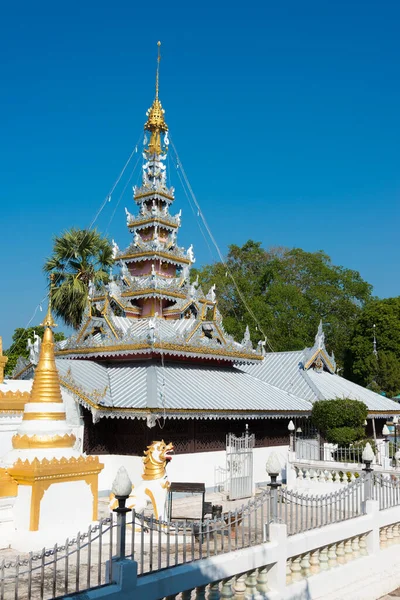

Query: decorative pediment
303 320 336 374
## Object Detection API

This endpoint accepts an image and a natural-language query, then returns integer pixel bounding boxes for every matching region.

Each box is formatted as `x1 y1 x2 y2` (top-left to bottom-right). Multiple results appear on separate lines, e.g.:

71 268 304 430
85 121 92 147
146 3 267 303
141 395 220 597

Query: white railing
4 469 400 599
295 437 389 466
280 476 366 535
373 473 400 511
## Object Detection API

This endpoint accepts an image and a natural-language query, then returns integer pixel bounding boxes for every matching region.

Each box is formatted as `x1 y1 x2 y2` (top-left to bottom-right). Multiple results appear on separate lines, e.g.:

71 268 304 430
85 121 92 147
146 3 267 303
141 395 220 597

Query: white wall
0 415 22 458
40 480 93 529
96 444 288 493
97 454 144 493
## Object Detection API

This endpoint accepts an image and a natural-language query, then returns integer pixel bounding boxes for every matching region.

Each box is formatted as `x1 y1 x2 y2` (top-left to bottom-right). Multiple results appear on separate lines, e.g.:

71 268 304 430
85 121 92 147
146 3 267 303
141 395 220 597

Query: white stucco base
13 480 93 532
0 415 22 459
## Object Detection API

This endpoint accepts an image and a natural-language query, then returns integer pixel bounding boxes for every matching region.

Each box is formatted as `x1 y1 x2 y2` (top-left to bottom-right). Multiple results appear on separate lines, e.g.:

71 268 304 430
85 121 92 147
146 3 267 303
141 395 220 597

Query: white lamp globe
112 466 132 497
288 420 295 432
382 425 390 437
266 453 281 476
362 442 375 463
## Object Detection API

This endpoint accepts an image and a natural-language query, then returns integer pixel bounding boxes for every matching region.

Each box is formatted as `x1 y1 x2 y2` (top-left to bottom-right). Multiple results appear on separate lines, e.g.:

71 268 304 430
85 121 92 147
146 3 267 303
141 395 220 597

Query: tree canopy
347 297 400 397
4 327 65 377
43 228 113 329
192 240 373 367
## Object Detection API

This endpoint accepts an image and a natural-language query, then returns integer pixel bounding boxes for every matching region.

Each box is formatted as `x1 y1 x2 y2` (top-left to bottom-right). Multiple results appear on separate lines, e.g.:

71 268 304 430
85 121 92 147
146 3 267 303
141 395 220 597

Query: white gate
226 428 255 500
296 438 320 461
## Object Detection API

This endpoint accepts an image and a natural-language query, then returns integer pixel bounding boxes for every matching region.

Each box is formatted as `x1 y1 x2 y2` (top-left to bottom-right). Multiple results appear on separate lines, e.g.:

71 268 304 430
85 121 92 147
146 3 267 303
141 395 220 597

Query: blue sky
0 1 399 347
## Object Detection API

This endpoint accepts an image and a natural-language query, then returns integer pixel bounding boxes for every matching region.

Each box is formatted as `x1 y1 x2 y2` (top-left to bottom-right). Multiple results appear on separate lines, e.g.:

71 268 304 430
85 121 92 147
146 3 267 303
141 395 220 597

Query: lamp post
112 466 133 559
266 453 282 524
382 424 390 466
393 416 399 463
362 442 374 501
288 420 295 452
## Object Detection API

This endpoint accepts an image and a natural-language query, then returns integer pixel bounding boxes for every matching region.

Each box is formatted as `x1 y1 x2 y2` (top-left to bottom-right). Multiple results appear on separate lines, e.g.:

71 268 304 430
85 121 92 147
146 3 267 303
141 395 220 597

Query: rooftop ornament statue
27 331 41 365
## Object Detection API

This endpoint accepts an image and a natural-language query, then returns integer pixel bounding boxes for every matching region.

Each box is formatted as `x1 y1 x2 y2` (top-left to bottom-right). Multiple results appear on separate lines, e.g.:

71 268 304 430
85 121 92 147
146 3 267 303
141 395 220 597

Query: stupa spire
144 41 168 155
29 275 63 405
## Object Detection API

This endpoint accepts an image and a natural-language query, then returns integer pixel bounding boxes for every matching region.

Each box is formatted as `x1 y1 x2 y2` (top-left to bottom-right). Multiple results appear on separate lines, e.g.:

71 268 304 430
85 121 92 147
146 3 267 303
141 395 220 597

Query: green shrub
311 398 368 447
326 426 365 446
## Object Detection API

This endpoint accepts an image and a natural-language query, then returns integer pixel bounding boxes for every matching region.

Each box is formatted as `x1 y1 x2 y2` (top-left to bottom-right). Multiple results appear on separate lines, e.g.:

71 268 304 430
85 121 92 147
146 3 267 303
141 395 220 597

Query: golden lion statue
109 440 173 521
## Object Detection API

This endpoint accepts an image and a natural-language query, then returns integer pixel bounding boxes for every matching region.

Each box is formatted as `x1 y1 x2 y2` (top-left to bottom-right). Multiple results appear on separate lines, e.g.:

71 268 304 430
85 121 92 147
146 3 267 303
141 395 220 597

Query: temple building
2 46 400 493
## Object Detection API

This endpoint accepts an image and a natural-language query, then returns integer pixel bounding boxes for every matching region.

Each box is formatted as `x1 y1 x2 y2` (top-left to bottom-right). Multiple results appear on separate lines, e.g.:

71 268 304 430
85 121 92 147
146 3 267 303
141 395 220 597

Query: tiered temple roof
8 46 400 426
54 46 262 367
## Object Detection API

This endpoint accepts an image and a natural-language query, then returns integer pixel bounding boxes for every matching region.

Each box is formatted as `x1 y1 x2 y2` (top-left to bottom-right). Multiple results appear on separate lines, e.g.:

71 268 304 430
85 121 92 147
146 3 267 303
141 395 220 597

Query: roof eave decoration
302 321 336 374
55 341 263 363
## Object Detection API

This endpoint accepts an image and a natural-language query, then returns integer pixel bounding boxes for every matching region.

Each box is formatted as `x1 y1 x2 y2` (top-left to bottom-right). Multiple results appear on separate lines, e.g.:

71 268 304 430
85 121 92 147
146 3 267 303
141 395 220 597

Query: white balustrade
256 566 269 594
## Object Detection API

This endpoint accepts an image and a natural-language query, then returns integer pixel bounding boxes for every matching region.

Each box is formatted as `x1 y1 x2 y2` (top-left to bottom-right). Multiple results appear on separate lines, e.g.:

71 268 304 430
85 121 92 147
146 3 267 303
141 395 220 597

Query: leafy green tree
311 399 368 446
5 327 65 377
347 297 400 397
43 228 113 329
193 241 372 366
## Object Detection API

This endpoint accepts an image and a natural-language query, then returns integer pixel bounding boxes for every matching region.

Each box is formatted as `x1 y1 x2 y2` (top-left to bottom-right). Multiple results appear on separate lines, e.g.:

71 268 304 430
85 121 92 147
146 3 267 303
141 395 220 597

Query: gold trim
0 390 30 412
12 433 76 449
76 316 92 345
121 289 186 300
134 190 174 202
23 412 67 421
119 251 190 265
0 337 8 384
104 315 119 339
304 349 335 373
144 488 158 519
0 468 18 497
56 341 262 361
127 217 178 230
29 326 64 404
8 456 103 530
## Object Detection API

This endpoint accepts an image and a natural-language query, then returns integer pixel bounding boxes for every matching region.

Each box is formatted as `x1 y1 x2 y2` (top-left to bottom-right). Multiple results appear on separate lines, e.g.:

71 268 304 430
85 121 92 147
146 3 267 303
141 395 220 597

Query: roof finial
144 42 168 155
373 323 378 357
155 41 161 100
41 274 57 329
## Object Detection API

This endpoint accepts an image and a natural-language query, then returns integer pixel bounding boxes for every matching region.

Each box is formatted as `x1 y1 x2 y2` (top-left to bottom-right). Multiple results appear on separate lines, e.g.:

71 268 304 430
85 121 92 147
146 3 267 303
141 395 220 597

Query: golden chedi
2 283 103 531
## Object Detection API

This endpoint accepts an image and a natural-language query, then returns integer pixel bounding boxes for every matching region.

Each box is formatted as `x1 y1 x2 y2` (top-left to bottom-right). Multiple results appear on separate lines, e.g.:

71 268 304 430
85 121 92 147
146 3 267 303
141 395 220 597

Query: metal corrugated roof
306 369 400 412
241 351 317 402
111 316 194 340
56 359 311 414
154 363 311 412
56 359 113 405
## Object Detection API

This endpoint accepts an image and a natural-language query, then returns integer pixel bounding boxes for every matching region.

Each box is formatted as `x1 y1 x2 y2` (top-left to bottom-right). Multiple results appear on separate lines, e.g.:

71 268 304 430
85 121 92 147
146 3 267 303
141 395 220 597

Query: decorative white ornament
266 453 281 476
111 466 132 497
362 442 375 463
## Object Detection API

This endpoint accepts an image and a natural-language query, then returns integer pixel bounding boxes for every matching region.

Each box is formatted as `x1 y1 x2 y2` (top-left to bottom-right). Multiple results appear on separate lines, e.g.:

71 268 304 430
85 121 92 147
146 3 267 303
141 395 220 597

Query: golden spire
0 336 8 384
29 276 63 404
144 41 168 155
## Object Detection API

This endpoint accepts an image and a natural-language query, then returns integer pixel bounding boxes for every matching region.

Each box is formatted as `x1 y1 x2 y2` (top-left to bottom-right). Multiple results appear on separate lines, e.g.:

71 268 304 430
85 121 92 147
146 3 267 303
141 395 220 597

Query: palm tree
43 228 114 329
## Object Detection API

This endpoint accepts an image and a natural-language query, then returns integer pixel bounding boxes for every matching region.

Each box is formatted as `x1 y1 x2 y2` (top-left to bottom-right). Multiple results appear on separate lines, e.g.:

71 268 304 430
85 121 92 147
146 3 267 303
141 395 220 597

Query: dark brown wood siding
82 409 291 455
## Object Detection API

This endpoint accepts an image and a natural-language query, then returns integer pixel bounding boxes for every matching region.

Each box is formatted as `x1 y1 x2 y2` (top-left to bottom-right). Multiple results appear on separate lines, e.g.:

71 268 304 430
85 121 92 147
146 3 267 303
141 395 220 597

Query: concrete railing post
364 499 380 556
267 523 288 596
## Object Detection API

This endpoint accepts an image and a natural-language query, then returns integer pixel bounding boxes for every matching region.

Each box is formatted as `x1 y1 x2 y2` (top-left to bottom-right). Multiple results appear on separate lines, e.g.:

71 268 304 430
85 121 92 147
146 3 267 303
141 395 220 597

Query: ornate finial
144 42 168 155
0 336 8 384
155 41 161 100
41 274 57 329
